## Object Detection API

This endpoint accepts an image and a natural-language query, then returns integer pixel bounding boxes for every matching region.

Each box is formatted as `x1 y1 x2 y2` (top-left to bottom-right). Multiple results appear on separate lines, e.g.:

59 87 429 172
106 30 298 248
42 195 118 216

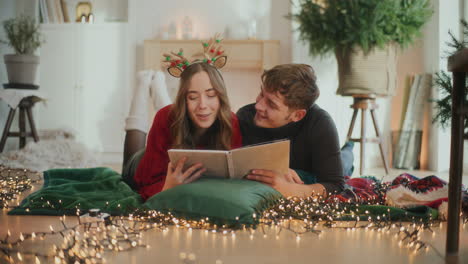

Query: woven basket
335 45 397 96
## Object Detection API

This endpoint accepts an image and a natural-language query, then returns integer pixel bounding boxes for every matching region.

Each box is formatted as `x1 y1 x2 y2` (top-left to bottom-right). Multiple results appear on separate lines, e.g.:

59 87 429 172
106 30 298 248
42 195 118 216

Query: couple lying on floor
122 62 349 201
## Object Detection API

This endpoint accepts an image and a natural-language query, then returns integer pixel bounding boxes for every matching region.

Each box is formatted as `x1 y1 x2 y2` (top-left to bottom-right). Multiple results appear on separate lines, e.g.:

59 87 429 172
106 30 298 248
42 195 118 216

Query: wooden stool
345 94 389 175
0 96 40 152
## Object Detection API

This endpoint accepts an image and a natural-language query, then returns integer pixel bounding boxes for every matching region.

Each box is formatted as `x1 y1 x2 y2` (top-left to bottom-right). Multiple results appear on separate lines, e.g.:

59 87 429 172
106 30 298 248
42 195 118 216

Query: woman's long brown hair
169 63 233 150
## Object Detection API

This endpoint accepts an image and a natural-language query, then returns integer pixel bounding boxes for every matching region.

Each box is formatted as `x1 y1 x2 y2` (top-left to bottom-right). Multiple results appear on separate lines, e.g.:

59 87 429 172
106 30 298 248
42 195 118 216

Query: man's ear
291 109 307 122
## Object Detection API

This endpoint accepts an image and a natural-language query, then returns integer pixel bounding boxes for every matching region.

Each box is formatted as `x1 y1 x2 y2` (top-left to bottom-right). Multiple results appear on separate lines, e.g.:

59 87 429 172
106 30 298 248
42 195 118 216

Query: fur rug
0 130 99 172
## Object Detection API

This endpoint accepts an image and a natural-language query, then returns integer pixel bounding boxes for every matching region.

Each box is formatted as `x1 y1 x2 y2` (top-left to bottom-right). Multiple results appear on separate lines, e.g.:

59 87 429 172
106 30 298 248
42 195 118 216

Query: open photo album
168 139 290 179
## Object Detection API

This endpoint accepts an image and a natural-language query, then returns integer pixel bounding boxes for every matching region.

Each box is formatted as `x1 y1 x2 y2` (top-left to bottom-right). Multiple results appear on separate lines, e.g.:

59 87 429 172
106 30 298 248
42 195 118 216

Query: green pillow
143 178 282 226
9 167 143 216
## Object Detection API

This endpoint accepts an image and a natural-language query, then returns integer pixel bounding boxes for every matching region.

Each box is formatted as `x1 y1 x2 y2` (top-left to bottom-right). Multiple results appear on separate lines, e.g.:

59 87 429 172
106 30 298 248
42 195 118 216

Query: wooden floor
1 166 468 264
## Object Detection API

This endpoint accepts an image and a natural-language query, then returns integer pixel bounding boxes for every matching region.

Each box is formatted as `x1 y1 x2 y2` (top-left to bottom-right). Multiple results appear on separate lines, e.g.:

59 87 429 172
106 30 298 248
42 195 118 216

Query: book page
230 140 290 179
167 149 230 178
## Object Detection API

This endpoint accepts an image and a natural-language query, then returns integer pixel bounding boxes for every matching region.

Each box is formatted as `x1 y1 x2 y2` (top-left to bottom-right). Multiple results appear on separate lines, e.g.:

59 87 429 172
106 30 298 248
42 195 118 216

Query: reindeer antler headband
162 33 228 78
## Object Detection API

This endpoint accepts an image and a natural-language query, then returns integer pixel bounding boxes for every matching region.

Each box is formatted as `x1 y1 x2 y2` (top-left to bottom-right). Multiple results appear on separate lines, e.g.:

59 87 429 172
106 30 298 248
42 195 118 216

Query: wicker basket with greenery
288 0 432 96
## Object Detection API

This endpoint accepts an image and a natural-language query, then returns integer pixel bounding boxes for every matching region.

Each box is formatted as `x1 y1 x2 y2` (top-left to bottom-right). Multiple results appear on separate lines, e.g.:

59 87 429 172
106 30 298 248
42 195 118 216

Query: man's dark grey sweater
236 103 344 194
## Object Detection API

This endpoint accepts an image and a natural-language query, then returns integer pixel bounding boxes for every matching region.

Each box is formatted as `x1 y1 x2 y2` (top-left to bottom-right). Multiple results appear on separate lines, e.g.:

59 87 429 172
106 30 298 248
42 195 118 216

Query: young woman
128 62 242 201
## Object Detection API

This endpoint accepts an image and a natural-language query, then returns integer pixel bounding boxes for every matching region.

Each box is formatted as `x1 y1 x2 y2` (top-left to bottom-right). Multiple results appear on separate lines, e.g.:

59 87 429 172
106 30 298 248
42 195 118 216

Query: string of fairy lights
0 166 40 209
1 166 466 263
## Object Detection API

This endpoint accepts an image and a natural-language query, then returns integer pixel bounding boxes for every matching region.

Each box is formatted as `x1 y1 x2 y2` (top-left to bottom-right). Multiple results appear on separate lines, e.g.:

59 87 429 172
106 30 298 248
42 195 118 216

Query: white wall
425 0 462 172
14 0 36 17
464 0 468 21
464 0 468 20
270 0 292 64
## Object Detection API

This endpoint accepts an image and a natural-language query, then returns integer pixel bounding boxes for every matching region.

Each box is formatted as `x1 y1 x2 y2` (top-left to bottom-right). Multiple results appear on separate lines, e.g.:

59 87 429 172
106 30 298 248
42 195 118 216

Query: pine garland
288 0 433 55
432 20 468 131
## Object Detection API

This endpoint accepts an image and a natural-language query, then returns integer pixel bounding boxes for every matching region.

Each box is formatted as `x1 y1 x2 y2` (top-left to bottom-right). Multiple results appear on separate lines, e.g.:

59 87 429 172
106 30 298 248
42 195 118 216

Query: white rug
0 130 99 172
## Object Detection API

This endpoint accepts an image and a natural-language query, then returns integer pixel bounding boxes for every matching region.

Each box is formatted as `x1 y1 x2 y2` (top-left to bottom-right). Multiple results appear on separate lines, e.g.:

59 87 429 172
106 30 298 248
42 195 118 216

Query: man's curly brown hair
261 64 320 110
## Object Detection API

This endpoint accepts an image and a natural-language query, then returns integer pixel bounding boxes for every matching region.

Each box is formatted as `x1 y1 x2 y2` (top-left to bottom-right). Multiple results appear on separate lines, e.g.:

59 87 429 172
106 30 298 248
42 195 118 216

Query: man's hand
287 169 304 184
246 169 326 198
246 169 303 197
162 157 206 191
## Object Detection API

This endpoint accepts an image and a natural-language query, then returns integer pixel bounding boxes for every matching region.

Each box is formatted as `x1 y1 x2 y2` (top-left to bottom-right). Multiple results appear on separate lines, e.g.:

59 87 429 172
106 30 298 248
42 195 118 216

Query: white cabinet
37 24 78 135
38 23 129 161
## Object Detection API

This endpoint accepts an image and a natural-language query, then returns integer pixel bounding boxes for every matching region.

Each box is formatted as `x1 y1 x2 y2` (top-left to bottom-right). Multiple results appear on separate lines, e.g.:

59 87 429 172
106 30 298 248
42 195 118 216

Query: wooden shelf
144 39 280 71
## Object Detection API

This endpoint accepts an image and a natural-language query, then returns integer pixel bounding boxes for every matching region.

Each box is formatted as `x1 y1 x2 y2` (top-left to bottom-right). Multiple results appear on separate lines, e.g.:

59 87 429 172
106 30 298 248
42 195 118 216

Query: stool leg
26 106 39 142
370 109 389 175
19 107 26 148
0 108 16 152
346 109 359 140
360 109 366 175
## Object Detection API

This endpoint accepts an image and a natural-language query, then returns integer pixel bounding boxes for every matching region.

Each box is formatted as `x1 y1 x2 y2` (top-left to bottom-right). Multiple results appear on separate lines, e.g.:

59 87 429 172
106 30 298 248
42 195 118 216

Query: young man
237 64 344 198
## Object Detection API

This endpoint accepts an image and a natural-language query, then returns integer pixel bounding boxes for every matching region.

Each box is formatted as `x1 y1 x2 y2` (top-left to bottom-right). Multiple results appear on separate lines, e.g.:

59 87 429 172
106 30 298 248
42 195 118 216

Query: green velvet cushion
9 167 143 216
143 178 283 226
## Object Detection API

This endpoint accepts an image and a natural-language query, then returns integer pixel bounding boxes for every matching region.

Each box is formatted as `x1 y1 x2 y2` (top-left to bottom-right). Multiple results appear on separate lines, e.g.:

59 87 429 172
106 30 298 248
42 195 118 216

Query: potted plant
1 15 43 87
288 0 432 96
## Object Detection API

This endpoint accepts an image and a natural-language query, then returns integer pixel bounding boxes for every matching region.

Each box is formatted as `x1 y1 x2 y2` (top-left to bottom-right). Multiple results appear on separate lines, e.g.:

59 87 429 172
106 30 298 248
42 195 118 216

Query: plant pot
4 54 40 85
335 44 397 96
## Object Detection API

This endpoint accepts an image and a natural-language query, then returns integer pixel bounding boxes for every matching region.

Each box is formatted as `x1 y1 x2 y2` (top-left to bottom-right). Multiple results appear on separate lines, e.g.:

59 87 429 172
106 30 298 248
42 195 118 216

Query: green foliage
288 0 433 55
432 20 468 130
0 15 43 54
445 20 468 56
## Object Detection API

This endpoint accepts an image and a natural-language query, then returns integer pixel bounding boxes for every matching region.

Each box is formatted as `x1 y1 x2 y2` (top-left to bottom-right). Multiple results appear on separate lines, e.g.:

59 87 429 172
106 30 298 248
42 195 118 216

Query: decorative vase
335 44 398 96
4 54 40 85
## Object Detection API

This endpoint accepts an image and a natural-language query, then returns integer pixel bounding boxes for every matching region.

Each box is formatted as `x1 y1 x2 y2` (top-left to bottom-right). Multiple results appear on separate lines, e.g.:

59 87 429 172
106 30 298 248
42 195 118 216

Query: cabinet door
78 24 128 154
38 25 80 135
